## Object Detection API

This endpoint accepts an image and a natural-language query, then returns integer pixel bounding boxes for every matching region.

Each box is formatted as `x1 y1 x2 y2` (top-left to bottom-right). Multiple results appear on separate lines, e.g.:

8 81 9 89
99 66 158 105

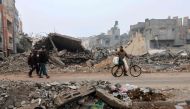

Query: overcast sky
16 0 190 37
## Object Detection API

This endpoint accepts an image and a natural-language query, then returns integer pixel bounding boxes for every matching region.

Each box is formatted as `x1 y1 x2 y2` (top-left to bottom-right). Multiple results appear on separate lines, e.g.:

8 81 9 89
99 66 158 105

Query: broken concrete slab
96 88 132 109
35 33 85 52
54 86 96 108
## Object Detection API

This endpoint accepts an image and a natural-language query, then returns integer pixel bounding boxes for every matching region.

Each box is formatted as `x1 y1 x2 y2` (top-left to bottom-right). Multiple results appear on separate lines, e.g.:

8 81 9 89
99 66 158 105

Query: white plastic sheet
113 56 119 65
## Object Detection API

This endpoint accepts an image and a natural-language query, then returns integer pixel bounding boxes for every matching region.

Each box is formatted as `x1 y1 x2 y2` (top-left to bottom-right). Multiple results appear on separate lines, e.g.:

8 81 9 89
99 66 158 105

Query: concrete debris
127 49 190 73
93 48 109 63
0 48 189 74
0 80 180 109
34 33 85 52
96 88 132 109
0 53 29 73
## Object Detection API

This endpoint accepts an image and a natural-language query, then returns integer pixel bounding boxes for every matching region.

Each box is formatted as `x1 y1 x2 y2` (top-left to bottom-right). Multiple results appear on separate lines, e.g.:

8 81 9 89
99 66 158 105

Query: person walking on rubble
39 46 50 78
28 50 40 77
117 46 129 76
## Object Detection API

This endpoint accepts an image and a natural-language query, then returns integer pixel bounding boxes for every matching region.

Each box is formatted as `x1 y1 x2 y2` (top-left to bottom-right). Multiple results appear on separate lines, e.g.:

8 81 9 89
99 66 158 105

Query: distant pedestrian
28 50 40 77
39 46 50 78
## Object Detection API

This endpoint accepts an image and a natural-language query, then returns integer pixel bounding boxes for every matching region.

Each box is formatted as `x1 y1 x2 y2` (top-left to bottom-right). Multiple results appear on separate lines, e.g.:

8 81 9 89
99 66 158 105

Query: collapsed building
82 21 129 50
0 0 23 58
129 16 190 50
35 33 92 65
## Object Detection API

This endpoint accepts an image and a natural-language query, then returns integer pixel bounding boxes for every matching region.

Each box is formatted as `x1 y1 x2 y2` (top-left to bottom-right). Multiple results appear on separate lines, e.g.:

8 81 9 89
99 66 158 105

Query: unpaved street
1 72 190 89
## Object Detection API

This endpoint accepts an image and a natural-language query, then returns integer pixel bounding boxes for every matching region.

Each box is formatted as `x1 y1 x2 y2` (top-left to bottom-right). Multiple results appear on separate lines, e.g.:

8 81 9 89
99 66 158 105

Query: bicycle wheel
130 65 142 77
111 65 123 77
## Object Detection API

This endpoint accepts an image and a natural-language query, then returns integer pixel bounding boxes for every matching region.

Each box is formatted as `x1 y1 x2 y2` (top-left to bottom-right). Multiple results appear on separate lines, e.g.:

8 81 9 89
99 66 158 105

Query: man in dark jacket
28 50 40 77
39 46 50 78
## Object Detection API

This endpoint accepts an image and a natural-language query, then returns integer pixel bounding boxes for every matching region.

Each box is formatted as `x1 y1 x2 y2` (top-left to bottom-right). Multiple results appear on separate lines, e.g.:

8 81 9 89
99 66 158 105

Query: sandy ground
0 71 189 89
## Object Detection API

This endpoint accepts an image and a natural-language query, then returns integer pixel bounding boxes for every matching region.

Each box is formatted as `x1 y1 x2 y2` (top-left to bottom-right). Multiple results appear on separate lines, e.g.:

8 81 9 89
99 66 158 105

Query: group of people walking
27 46 50 78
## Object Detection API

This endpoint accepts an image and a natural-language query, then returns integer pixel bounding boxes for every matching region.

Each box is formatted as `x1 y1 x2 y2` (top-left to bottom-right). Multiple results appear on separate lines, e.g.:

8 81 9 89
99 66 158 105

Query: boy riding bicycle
117 46 129 76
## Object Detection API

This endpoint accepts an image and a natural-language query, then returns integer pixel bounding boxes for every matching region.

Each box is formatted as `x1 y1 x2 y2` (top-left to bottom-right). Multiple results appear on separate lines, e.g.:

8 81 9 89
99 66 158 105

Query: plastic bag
113 56 119 65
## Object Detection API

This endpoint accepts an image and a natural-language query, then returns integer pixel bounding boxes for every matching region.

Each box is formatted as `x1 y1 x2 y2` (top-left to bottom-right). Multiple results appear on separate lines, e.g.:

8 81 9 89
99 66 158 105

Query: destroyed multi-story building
0 0 22 57
129 16 190 50
82 21 129 50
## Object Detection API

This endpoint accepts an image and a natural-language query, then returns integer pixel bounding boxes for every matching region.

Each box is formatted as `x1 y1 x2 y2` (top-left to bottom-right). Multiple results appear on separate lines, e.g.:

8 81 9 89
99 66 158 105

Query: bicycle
111 57 142 77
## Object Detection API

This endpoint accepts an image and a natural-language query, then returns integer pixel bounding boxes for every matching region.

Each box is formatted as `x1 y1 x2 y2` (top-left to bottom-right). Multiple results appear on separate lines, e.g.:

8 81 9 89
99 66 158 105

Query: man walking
39 46 50 78
28 50 40 77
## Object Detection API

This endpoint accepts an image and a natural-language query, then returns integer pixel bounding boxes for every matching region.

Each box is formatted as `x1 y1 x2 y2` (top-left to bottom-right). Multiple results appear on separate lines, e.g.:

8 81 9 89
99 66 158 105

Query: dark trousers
39 63 47 76
119 58 127 73
29 64 40 76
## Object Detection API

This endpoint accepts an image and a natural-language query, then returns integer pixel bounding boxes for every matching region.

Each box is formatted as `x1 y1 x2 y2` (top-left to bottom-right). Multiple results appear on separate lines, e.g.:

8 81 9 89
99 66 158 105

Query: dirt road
0 72 190 89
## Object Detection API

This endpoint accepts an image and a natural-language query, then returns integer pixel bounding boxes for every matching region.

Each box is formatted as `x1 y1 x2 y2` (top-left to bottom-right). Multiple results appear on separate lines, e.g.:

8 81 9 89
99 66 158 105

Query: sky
16 0 190 37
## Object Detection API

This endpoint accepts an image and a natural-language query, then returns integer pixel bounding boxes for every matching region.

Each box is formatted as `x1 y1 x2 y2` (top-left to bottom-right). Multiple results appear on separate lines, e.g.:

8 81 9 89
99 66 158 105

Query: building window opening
115 35 119 40
9 37 13 43
150 29 152 34
7 20 12 32
105 40 110 46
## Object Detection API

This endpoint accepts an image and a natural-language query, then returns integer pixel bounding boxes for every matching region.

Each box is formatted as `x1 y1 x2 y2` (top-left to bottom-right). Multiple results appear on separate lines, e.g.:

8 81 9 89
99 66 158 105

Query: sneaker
39 76 43 78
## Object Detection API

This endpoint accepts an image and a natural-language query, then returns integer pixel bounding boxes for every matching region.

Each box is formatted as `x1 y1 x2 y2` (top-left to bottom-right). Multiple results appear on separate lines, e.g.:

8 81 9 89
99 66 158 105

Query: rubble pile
137 50 190 72
0 80 171 109
0 53 63 74
0 52 101 74
0 53 29 73
93 48 109 63
107 84 166 102
0 80 109 109
94 56 113 71
57 50 93 65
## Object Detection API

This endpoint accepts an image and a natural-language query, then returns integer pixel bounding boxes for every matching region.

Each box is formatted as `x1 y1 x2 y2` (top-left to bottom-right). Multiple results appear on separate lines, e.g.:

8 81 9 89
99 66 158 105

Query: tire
130 65 142 77
111 65 123 77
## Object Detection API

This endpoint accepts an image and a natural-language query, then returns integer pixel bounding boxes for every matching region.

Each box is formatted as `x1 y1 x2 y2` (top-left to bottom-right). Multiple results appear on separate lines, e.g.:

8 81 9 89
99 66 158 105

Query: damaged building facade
82 21 129 50
129 16 190 50
0 0 22 57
